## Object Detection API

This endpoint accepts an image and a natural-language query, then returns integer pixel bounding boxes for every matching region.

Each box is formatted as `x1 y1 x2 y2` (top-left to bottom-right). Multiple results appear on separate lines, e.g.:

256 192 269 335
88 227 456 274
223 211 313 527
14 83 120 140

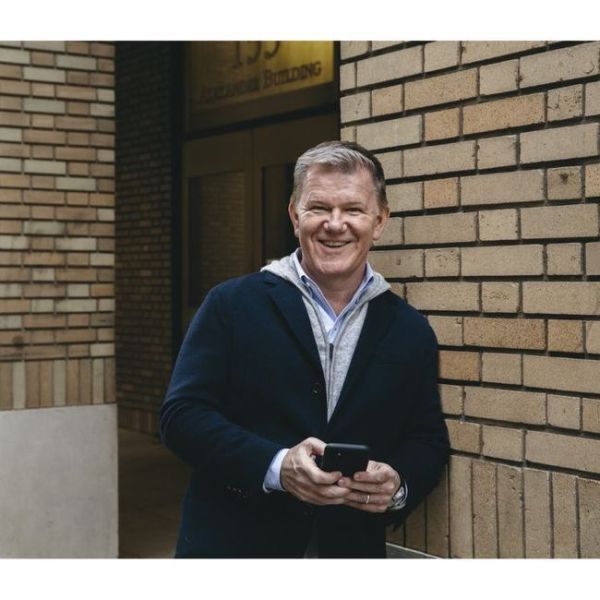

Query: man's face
288 165 389 288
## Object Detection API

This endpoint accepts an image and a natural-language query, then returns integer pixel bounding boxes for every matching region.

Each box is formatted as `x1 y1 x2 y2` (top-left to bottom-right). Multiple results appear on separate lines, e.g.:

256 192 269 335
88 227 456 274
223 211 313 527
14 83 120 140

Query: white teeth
321 241 347 247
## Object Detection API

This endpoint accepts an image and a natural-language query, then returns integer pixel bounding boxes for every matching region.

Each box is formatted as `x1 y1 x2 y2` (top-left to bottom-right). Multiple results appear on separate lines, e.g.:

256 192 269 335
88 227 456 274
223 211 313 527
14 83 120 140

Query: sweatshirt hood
261 250 390 305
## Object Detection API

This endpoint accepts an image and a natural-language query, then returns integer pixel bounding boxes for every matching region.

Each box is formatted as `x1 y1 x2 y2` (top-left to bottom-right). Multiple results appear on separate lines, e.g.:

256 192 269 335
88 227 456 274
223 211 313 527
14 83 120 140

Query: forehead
300 165 376 199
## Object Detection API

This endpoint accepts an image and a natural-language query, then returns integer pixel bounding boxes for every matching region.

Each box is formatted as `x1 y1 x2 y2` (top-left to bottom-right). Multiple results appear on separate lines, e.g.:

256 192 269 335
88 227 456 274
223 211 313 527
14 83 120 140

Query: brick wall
341 41 600 558
0 41 116 410
115 42 181 433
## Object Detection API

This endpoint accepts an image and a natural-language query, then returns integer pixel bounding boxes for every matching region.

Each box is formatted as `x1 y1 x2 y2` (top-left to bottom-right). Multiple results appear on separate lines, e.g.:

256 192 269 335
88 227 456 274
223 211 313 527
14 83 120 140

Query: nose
324 209 347 232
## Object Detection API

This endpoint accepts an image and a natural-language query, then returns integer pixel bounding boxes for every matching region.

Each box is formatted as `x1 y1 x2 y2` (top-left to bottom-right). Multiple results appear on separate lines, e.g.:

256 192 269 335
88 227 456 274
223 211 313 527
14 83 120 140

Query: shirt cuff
387 479 408 511
262 448 289 493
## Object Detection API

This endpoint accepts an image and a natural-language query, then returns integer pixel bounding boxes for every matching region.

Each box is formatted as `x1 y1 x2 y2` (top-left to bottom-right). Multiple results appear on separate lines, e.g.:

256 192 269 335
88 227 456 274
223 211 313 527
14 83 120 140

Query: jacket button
311 382 323 396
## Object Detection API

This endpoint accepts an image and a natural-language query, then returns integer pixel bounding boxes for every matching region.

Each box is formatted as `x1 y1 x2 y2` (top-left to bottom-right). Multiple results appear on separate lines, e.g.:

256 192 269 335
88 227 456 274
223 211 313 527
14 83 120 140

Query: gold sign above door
189 41 334 111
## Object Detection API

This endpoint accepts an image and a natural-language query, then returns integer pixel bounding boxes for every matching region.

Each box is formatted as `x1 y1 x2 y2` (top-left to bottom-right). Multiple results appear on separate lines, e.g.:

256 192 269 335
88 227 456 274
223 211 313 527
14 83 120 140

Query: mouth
319 240 351 249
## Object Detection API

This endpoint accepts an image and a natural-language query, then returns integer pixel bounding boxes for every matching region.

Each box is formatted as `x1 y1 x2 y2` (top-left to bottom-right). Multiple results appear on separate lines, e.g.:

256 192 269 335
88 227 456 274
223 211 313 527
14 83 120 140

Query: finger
302 437 327 457
345 491 389 506
337 479 388 494
345 500 387 514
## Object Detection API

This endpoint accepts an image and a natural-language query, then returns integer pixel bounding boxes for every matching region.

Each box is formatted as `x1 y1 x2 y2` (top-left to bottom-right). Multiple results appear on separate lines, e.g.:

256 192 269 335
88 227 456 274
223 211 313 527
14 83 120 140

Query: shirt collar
291 248 374 313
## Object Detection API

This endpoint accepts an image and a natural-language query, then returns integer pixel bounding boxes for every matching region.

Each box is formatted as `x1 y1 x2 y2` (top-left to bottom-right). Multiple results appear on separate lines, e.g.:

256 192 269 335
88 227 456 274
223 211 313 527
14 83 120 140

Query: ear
288 201 300 237
371 205 390 241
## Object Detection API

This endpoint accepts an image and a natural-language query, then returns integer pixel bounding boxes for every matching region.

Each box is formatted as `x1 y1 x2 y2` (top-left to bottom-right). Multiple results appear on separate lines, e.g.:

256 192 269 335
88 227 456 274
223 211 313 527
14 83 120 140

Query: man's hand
280 437 351 506
337 460 401 513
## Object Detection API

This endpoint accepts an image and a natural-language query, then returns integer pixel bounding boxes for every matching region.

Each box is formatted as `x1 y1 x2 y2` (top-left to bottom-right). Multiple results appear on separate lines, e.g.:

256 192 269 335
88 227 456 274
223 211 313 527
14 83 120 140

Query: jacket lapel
264 272 323 374
327 292 396 427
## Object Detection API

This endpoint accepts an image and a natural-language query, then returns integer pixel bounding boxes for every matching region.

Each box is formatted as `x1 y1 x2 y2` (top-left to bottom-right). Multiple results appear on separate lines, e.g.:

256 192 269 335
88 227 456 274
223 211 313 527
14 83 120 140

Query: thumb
303 437 327 456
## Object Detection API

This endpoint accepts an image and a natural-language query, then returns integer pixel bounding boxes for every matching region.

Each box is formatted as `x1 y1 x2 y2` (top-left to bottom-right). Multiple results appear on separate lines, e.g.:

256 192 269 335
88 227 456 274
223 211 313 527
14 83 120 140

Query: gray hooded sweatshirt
262 252 390 421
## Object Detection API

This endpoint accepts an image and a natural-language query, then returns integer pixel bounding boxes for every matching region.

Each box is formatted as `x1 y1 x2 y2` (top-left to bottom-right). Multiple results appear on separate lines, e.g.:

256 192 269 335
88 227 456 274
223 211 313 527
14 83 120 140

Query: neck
303 266 366 315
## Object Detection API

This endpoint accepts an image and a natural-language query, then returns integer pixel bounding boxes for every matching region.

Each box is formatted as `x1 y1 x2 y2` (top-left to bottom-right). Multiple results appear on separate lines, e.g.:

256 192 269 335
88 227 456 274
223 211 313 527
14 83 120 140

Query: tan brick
23 159 67 175
0 64 22 79
22 220 64 236
370 41 400 51
0 78 30 96
472 461 497 558
546 242 582 274
356 115 421 150
23 97 65 114
405 69 477 110
428 315 462 346
462 245 543 276
480 59 519 96
446 419 480 453
424 108 459 142
23 190 64 205
375 150 402 179
547 394 581 430
55 84 96 101
586 242 600 275
372 217 403 247
31 83 55 98
477 135 517 170
424 41 460 72
585 80 600 116
23 66 66 83
23 129 66 145
586 321 600 354
56 55 97 71
449 455 473 558
0 48 30 64
523 468 551 558
12 362 25 409
55 116 97 131
371 84 403 116
465 386 545 425
522 204 598 240
520 42 600 88
548 166 582 200
527 430 600 475
0 158 21 172
368 249 422 278
582 398 600 434
461 170 544 206
0 110 29 127
340 41 369 60
0 361 12 410
56 177 96 192
482 352 522 385
425 467 449 557
577 479 600 558
464 317 545 350
524 355 600 394
0 142 27 158
25 361 40 408
0 96 22 111
407 281 479 312
0 127 22 143
340 91 370 123
339 126 354 142
464 93 545 135
547 319 583 353
439 350 480 382
423 177 458 209
425 248 460 278
92 357 105 404
552 473 578 558
461 41 545 64
386 181 423 213
482 425 523 462
405 212 476 245
40 360 53 407
23 42 66 52
478 209 518 241
497 465 524 558
521 123 599 164
523 282 600 316
356 46 422 87
439 384 463 415
548 84 583 121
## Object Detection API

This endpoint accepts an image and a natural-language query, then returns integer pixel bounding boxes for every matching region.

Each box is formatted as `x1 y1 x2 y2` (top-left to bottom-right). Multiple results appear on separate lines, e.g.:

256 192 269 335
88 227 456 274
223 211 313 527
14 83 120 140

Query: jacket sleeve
159 285 284 498
382 329 450 528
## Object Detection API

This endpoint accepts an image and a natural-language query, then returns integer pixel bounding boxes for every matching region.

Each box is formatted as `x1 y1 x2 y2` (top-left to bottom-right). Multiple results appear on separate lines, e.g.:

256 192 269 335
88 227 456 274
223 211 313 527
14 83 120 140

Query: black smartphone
318 443 370 477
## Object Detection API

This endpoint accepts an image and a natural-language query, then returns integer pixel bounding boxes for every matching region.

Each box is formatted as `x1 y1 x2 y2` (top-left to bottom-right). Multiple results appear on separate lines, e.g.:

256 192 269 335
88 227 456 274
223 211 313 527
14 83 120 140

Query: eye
347 207 364 215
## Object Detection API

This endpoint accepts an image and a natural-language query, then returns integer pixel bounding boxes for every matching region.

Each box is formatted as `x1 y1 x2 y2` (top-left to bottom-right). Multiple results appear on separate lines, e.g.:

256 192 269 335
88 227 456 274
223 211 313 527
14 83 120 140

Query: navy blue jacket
159 271 449 558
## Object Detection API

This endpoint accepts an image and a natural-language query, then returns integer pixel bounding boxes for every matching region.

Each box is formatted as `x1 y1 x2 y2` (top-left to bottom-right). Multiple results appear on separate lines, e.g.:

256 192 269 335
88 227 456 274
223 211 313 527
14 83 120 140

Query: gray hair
291 140 388 209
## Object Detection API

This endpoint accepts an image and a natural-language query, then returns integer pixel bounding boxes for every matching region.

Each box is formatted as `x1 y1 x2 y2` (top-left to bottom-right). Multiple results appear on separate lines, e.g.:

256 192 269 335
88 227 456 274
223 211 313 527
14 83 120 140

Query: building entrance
180 113 337 333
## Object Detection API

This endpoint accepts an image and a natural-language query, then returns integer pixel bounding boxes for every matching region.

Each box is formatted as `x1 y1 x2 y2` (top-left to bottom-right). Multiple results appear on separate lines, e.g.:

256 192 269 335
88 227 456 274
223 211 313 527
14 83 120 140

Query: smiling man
160 140 449 558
